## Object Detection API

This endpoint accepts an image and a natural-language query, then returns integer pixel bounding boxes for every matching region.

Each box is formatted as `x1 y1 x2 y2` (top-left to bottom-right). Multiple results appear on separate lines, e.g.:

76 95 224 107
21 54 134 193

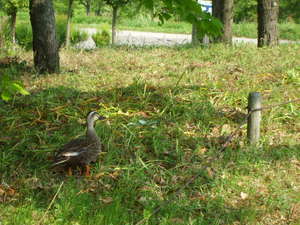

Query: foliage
139 0 222 39
92 29 110 47
234 0 300 23
93 0 106 15
0 73 29 101
15 16 68 50
0 16 11 47
279 0 300 23
0 0 28 14
71 29 89 44
15 22 32 50
56 15 68 48
233 0 256 23
0 62 29 101
104 0 129 8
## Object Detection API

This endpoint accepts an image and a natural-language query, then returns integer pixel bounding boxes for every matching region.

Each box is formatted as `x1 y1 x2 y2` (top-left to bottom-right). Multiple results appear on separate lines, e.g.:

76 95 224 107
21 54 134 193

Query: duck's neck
86 122 99 142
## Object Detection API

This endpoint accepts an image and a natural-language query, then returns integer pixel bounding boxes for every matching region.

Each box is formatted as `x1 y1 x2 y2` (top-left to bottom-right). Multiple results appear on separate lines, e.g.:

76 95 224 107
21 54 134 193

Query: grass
233 22 300 41
0 44 300 224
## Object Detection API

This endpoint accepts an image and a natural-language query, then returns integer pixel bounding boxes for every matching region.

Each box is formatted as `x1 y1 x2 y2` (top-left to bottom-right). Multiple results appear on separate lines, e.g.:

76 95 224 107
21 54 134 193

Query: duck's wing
53 137 90 166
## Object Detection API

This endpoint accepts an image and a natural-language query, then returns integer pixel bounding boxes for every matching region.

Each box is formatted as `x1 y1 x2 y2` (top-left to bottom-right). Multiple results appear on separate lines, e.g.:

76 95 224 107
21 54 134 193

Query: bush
15 22 32 50
71 30 89 44
56 15 67 48
0 16 11 51
15 16 67 50
92 30 110 47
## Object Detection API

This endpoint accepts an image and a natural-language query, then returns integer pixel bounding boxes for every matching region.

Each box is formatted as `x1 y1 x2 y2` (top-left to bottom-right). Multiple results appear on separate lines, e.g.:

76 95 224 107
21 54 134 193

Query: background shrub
15 16 67 50
92 30 110 47
0 16 11 51
15 22 32 50
56 15 67 48
71 30 89 44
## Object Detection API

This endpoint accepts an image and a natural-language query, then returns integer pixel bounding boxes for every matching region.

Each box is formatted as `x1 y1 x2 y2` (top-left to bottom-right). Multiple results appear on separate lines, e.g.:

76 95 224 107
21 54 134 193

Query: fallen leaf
196 147 207 156
100 197 113 204
0 187 5 195
206 167 214 178
169 218 184 224
109 171 120 179
94 172 106 179
240 192 248 200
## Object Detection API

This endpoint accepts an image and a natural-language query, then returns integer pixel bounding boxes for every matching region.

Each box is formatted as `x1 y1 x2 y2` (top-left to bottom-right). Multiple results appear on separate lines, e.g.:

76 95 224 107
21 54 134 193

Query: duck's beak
97 115 106 120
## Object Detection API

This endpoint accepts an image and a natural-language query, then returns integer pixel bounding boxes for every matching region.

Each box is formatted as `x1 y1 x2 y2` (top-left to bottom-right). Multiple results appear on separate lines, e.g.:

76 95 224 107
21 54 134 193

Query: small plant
92 30 111 47
71 30 89 44
0 72 29 101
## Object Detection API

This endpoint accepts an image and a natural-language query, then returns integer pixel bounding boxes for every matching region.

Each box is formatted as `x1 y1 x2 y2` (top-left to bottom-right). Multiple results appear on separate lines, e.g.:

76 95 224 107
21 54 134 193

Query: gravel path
80 28 299 46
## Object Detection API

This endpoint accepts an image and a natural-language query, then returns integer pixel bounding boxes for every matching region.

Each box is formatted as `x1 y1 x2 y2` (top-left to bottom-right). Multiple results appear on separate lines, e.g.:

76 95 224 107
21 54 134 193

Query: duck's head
87 111 106 124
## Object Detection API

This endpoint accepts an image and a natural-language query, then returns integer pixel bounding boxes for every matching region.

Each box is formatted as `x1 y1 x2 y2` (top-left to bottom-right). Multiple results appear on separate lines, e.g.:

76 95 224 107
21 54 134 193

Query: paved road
81 28 299 46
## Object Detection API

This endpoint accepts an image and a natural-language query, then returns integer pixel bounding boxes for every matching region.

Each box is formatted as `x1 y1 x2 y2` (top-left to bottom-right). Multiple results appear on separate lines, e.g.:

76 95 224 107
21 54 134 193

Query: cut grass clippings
0 44 299 225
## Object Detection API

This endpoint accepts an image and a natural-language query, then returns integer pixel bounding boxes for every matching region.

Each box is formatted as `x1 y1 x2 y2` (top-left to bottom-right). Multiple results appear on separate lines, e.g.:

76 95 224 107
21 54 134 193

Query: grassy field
0 44 299 224
71 14 300 41
74 17 300 41
12 10 300 41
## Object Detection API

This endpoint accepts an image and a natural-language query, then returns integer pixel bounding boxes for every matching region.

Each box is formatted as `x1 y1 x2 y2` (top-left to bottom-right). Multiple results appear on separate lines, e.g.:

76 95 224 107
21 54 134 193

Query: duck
52 111 105 176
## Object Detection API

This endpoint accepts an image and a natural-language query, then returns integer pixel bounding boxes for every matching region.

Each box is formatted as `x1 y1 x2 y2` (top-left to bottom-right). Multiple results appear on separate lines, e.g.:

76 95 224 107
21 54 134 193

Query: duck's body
52 111 104 174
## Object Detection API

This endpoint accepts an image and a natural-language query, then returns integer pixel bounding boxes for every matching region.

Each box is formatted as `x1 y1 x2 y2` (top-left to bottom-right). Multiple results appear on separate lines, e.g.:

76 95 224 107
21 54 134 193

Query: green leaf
11 83 30 95
1 90 11 101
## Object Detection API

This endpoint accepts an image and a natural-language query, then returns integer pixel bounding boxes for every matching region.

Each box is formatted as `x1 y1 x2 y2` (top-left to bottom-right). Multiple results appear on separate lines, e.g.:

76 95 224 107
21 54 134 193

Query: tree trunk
212 0 233 44
86 0 91 16
257 0 279 47
95 1 102 16
192 23 200 45
111 6 118 45
30 0 59 74
66 0 74 48
10 8 17 44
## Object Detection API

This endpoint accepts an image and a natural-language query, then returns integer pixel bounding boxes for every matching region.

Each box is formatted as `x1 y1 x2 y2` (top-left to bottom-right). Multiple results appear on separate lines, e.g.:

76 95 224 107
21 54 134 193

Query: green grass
0 44 300 224
233 22 300 41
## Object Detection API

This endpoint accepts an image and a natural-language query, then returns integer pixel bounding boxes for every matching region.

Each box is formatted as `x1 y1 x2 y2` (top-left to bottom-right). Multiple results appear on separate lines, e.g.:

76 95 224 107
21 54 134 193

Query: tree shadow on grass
0 81 299 224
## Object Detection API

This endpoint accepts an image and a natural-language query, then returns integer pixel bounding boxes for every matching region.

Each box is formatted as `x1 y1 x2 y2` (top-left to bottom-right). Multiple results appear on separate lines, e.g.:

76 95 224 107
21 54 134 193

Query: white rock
74 37 96 50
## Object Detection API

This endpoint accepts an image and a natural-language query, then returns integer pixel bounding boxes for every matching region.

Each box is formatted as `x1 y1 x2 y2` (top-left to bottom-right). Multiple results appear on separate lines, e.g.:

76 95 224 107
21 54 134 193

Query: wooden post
247 92 262 145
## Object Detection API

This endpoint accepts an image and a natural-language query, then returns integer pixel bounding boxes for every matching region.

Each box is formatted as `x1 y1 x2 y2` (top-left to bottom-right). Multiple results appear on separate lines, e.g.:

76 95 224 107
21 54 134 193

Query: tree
212 0 234 44
79 0 93 15
0 0 27 44
66 0 74 48
141 0 222 43
30 0 60 73
257 0 279 47
94 0 105 16
279 0 300 23
104 0 129 45
234 0 256 23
